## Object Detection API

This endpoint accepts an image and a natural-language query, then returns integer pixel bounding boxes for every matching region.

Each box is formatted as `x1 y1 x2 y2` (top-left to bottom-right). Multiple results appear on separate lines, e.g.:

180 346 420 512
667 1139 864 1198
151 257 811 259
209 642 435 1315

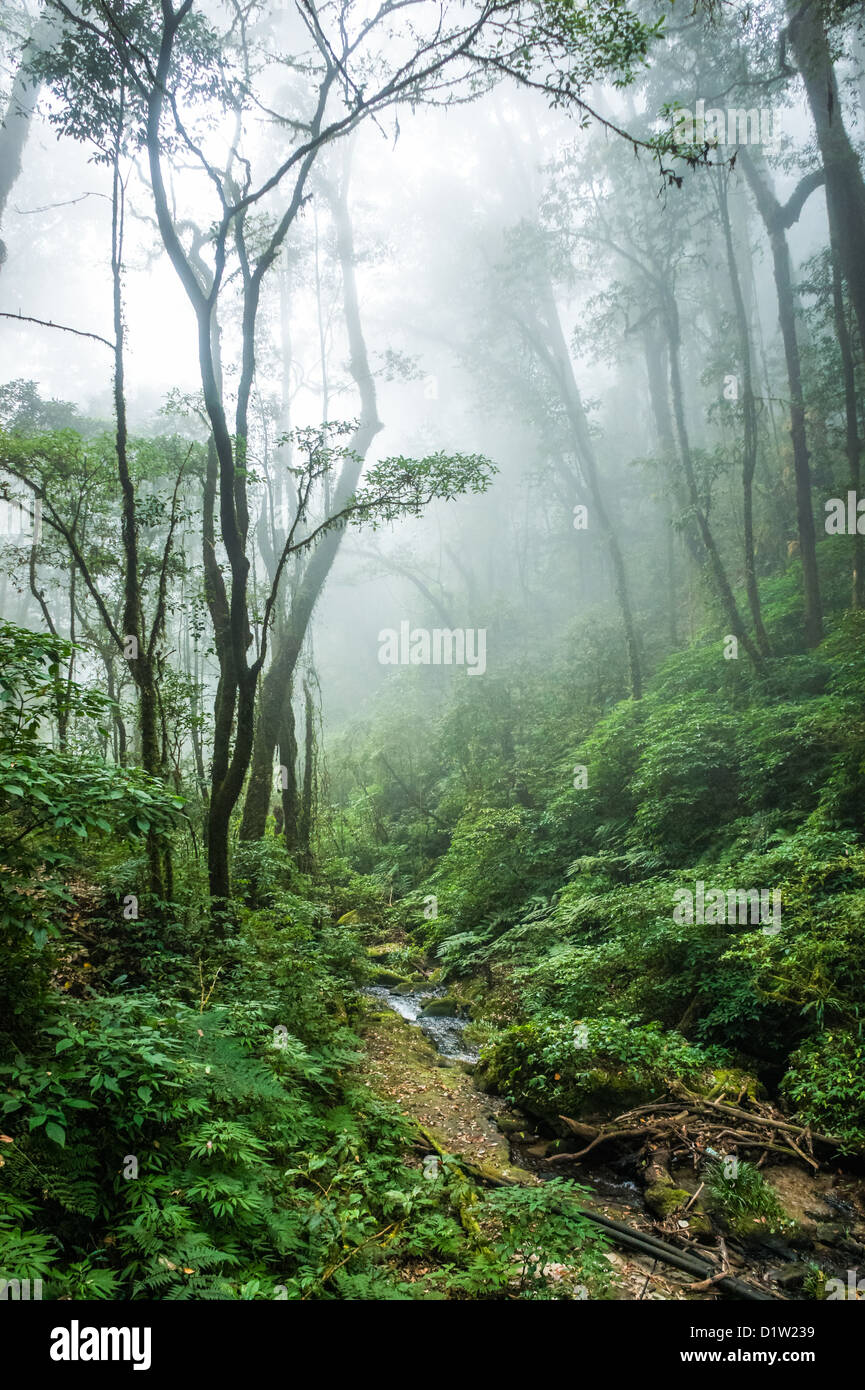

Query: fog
1 0 859 815
6 0 865 1321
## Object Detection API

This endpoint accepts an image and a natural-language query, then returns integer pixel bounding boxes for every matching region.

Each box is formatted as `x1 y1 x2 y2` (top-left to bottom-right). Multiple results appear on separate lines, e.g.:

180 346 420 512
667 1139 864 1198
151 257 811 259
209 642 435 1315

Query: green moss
478 1016 705 1126
420 996 461 1017
372 967 412 988
645 1184 691 1218
699 1067 763 1103
684 1211 713 1238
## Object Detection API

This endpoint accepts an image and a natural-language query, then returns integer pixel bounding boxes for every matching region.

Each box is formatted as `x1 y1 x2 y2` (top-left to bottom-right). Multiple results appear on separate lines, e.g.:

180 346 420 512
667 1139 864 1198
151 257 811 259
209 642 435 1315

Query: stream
363 980 865 1299
366 983 643 1206
364 984 480 1063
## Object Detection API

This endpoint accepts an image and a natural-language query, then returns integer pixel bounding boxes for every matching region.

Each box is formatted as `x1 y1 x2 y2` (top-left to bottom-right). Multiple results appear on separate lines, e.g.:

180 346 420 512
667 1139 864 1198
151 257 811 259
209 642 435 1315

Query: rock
774 1262 809 1291
494 1115 531 1138
734 1225 791 1253
366 941 407 964
684 1212 714 1240
645 1183 692 1219
420 996 460 1018
699 1066 765 1103
372 968 412 988
814 1222 845 1245
524 1139 562 1160
574 1067 655 1119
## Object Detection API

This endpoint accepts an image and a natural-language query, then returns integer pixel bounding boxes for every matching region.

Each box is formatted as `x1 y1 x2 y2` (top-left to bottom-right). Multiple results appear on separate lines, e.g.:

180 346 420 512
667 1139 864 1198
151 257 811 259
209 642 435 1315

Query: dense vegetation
2 0 865 1303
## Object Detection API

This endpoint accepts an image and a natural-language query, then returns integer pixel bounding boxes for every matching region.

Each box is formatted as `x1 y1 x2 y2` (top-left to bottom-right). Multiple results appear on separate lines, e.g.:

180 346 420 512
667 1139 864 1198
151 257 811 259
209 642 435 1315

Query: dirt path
361 1001 527 1181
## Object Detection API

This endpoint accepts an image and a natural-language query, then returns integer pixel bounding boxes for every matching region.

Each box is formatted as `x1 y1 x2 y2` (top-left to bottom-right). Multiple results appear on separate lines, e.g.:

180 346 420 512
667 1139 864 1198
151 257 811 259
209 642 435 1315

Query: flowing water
364 984 480 1063
361 980 856 1297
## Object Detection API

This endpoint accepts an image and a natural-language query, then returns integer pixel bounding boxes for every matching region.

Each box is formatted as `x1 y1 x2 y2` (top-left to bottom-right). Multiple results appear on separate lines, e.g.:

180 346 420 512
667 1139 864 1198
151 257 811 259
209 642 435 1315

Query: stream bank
361 982 865 1300
360 987 740 1298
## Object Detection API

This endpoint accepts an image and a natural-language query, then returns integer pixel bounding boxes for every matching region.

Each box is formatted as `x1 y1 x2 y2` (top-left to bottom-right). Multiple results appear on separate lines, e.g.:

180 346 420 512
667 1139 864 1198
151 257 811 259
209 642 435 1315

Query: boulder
420 996 461 1018
372 967 412 988
645 1183 692 1219
774 1263 809 1292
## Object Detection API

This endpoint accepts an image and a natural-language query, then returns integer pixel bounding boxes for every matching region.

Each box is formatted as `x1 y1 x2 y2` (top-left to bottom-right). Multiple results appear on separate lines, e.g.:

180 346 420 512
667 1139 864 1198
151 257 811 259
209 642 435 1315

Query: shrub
781 1030 865 1151
477 1015 709 1124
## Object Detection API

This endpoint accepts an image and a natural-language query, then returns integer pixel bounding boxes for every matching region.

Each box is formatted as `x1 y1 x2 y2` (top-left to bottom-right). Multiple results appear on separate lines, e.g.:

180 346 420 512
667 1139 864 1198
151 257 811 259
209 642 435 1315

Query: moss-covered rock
697 1066 765 1103
645 1183 691 1218
494 1115 532 1138
477 1016 709 1128
420 996 461 1018
372 967 413 988
684 1211 714 1239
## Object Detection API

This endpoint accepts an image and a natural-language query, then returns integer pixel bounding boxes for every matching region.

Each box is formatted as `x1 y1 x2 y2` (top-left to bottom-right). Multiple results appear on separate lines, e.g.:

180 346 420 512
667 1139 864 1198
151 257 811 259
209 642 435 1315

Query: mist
2 0 865 1334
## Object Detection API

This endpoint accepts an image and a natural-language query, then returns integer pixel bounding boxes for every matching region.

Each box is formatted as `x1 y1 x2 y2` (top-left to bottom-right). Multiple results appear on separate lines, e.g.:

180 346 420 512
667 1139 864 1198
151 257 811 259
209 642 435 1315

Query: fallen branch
547 1085 840 1172
413 1120 782 1302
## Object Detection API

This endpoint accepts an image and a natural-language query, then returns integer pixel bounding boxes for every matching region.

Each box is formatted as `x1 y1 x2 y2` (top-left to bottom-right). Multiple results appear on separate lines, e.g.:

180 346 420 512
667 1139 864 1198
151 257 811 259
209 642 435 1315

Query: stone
419 996 461 1018
645 1183 691 1218
494 1115 531 1138
774 1263 809 1291
372 967 412 988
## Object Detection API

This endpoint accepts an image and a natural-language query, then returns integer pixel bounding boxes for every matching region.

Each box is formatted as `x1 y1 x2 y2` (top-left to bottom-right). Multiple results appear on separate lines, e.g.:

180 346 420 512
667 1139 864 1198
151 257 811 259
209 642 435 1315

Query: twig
684 1182 705 1213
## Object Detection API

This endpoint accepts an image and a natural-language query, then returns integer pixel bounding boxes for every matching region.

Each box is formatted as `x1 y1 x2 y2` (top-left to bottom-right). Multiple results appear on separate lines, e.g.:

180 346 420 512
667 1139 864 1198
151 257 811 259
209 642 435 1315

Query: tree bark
239 155 382 841
739 151 824 648
828 209 864 608
717 169 772 657
0 15 50 268
788 0 865 354
297 679 315 869
662 282 764 669
525 278 643 699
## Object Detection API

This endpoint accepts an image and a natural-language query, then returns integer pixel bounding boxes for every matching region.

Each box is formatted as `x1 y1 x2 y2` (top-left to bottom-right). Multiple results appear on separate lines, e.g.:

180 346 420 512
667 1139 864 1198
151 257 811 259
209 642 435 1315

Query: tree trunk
662 284 764 670
642 320 703 570
788 0 865 354
739 152 824 648
239 154 382 840
529 279 643 699
828 214 864 608
297 679 315 869
718 169 772 657
0 16 50 267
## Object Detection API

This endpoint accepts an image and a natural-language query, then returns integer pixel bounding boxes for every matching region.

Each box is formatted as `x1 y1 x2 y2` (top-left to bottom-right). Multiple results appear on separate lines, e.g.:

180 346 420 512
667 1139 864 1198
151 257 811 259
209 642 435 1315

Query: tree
739 149 825 649
40 0 660 905
716 165 772 658
240 151 383 846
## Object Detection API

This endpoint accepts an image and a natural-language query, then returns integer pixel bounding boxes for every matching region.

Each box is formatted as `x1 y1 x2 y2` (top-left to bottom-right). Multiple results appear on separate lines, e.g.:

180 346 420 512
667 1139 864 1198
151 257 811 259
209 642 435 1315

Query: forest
1 0 865 1330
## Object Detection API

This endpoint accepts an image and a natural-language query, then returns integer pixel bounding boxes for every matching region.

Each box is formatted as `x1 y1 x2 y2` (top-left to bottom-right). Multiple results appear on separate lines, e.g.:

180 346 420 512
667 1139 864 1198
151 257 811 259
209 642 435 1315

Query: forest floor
359 999 720 1299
